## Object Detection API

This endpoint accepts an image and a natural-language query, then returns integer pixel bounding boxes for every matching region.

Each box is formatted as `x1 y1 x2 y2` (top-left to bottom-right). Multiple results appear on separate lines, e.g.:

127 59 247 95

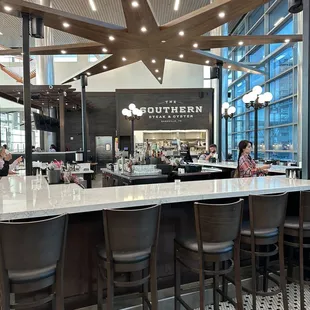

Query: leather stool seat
284 216 310 230
241 222 278 238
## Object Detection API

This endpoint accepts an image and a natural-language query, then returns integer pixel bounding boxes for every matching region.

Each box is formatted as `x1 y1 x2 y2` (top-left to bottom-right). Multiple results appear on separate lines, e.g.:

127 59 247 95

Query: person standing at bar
199 144 218 161
0 148 13 176
235 140 270 178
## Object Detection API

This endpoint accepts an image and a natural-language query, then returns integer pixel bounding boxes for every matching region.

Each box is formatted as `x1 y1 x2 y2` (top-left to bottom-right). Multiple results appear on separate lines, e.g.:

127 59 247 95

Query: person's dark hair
209 144 217 148
235 140 252 176
2 144 7 149
50 144 56 150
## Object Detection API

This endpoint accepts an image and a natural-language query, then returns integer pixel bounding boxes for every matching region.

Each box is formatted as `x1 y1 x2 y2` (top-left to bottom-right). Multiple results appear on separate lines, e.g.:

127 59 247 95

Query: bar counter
0 174 309 221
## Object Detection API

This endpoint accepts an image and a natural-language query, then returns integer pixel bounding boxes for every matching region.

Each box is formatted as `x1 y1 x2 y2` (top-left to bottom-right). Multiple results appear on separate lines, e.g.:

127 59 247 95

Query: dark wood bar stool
174 199 244 310
0 214 68 310
97 204 161 310
284 190 310 310
240 193 288 310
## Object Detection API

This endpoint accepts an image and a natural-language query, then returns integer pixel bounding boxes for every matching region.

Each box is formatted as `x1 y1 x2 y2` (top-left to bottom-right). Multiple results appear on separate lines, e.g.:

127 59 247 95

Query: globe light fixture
221 102 236 160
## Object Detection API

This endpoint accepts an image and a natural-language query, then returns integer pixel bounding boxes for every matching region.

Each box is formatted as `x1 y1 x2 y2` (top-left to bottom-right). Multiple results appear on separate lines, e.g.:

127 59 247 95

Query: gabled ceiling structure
0 0 303 84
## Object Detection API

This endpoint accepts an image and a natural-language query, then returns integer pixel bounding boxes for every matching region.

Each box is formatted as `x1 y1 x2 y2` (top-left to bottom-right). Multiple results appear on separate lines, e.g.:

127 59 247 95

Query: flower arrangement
47 160 80 185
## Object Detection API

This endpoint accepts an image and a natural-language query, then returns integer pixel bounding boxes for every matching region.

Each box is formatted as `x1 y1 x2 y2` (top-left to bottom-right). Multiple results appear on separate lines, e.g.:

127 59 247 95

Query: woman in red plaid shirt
235 140 270 178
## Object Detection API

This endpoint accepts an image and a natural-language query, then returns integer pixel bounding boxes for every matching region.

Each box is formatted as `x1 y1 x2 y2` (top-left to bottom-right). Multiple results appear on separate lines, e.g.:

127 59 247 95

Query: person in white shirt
199 144 218 161
0 148 22 175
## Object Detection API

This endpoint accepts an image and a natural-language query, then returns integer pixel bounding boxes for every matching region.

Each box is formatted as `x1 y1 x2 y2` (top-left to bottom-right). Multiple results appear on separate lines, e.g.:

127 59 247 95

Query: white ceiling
0 0 211 48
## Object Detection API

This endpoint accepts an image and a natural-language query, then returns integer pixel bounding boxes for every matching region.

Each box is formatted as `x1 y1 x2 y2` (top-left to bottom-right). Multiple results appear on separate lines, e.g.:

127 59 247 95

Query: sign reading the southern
116 89 213 134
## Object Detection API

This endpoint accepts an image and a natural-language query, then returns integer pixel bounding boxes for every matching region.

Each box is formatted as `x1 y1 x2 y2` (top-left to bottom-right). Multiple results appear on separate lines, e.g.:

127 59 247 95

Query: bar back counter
0 175 309 309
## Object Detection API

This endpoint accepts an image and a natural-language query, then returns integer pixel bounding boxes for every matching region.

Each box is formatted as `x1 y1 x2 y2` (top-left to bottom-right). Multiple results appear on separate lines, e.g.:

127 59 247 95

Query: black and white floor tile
200 283 310 310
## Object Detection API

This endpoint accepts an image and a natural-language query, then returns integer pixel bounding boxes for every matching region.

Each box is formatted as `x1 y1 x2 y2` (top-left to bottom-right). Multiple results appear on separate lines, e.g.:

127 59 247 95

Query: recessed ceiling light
122 57 127 61
73 77 77 80
285 38 290 43
152 59 156 63
63 22 70 28
102 48 108 53
131 1 139 7
42 102 44 105
218 12 225 18
89 0 97 11
103 65 108 69
109 36 115 41
161 40 166 43
174 0 180 11
86 72 91 76
247 70 251 73
238 41 244 46
228 65 232 69
4 6 12 12
155 69 159 73
179 31 185 36
158 77 162 80
61 50 67 54
205 60 210 64
141 26 147 32
21 52 24 55
179 54 184 58
193 43 198 48
66 103 68 106
0 32 3 35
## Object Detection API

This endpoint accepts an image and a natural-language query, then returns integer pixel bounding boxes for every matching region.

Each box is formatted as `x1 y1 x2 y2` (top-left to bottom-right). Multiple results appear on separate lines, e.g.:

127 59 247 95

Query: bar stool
0 214 68 310
174 199 244 310
284 190 310 310
240 193 288 310
97 204 161 310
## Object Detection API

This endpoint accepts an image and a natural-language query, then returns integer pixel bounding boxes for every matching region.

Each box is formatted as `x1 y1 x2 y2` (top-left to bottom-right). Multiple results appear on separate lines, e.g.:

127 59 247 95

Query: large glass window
249 46 264 63
269 99 293 126
269 71 293 101
268 0 289 31
269 126 293 151
270 19 294 53
269 47 294 78
234 79 247 97
249 6 264 29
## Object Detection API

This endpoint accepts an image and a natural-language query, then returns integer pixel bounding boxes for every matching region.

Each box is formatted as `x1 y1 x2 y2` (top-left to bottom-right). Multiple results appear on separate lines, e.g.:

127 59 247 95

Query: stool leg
97 264 104 310
213 262 220 310
142 267 149 310
287 246 294 283
255 245 260 292
174 246 181 310
222 261 228 302
263 245 269 292
299 236 305 310
279 235 289 310
198 257 205 310
234 246 243 310
150 253 158 310
251 244 257 310
106 261 114 310
55 265 64 310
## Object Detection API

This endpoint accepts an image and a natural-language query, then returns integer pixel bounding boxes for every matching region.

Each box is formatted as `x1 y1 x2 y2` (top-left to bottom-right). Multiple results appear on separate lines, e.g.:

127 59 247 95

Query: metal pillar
22 14 32 176
302 2 310 179
80 74 88 162
217 61 223 162
131 119 134 157
225 117 228 161
59 93 65 152
254 108 258 160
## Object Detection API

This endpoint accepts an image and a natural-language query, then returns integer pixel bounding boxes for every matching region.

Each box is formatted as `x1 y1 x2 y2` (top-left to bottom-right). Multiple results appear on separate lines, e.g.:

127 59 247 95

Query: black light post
80 74 88 162
122 104 143 157
243 86 273 160
221 102 236 160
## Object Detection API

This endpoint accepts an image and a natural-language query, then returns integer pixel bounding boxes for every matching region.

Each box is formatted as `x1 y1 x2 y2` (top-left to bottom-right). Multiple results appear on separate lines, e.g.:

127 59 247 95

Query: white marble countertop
0 175 310 221
197 160 300 174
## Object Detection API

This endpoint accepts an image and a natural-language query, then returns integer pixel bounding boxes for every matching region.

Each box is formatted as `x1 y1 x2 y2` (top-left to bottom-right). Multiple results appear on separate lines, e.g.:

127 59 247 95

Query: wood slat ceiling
0 0 211 48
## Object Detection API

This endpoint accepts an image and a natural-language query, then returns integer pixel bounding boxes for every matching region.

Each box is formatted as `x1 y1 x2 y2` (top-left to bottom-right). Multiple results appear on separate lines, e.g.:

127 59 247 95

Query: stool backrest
0 214 68 271
249 193 288 230
194 199 244 243
301 191 310 222
103 205 161 256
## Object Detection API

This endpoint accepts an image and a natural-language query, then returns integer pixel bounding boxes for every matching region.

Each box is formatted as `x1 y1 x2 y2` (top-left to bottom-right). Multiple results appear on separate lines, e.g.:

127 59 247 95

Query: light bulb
253 85 263 95
258 95 265 104
122 108 129 116
229 106 236 114
222 102 230 110
129 103 136 110
248 92 257 102
242 94 250 103
137 110 143 117
263 92 273 102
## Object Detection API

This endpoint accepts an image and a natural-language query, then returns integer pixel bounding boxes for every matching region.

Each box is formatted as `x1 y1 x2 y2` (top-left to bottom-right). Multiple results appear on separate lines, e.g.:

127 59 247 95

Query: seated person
199 144 218 161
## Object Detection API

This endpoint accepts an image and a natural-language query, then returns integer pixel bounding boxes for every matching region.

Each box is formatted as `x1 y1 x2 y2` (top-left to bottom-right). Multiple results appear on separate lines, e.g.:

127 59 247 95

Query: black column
225 117 228 160
302 2 310 179
254 107 258 160
131 118 134 157
80 74 88 162
59 93 65 152
22 13 32 176
217 61 223 162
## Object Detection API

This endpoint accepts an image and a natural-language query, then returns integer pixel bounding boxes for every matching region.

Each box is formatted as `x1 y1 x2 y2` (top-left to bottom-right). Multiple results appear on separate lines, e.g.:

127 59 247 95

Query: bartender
199 144 218 161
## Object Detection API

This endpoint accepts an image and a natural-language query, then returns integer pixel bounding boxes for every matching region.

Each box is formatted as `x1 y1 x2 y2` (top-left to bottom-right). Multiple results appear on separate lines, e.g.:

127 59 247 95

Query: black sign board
116 89 214 135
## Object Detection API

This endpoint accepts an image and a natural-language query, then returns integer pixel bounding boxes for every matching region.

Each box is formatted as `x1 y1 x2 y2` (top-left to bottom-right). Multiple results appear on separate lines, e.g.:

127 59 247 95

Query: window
234 79 246 97
54 55 77 62
249 109 265 130
248 130 265 153
269 71 293 101
268 0 289 31
235 47 245 61
269 126 293 151
250 67 265 89
269 99 293 126
248 6 264 29
270 19 294 53
249 21 264 35
269 47 294 78
249 46 264 63
233 114 246 132
235 99 246 114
